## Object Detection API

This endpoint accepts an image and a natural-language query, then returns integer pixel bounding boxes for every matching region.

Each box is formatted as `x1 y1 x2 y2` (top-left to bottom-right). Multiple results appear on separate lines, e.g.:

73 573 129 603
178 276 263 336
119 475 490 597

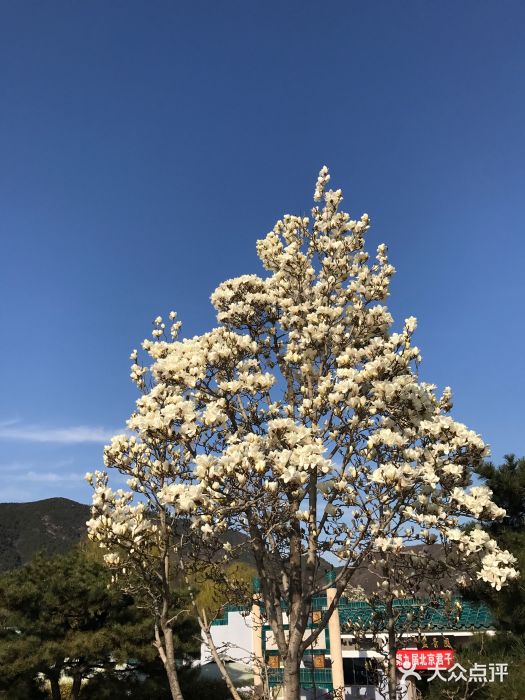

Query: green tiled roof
211 604 248 625
211 593 493 632
338 598 493 632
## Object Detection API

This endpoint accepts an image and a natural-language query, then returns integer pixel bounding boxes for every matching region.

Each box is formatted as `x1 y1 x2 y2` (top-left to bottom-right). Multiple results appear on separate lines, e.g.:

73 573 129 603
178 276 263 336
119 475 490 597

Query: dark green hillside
0 496 331 580
0 497 89 571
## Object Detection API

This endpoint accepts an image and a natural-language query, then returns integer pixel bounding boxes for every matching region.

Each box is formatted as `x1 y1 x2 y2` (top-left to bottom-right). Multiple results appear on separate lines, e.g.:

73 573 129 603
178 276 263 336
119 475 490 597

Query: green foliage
79 659 173 699
0 675 48 700
193 561 256 618
468 455 525 635
180 672 240 700
477 454 525 532
421 456 525 698
78 663 239 700
0 542 155 697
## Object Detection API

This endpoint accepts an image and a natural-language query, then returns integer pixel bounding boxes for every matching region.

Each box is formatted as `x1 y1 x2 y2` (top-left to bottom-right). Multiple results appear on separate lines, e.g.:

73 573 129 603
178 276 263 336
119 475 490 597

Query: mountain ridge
0 498 334 579
0 497 90 571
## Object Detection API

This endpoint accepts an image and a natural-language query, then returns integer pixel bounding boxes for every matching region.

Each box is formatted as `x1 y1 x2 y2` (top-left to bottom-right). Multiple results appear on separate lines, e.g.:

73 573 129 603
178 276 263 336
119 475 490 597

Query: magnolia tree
85 470 244 700
86 468 191 700
343 545 481 699
89 167 517 700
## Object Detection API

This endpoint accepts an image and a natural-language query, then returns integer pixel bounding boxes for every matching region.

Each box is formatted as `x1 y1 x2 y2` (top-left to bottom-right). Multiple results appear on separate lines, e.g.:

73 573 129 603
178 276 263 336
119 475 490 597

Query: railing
267 668 333 689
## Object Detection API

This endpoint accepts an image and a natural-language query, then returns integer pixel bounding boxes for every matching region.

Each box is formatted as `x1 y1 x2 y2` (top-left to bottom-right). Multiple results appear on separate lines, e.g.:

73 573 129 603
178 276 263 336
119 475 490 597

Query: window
266 654 280 668
343 658 378 686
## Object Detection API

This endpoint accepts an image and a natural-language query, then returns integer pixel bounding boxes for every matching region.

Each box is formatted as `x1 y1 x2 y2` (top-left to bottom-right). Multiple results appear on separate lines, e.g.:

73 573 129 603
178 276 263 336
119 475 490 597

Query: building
200 573 494 699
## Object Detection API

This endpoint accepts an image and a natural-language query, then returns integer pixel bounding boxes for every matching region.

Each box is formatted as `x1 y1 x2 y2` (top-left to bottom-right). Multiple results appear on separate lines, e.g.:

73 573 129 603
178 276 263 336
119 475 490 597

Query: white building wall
200 610 254 664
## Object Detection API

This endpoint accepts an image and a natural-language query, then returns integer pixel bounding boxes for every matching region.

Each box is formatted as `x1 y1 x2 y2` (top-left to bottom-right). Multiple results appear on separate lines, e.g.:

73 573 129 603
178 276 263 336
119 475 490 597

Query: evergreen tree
0 542 195 699
421 455 525 698
473 455 525 635
477 454 525 534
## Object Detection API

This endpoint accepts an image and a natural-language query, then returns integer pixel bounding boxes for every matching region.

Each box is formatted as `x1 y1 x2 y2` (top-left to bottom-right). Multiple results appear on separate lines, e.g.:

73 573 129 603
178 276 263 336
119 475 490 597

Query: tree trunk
386 600 398 700
164 660 184 700
70 673 82 700
200 609 243 700
48 674 61 700
282 653 302 700
161 624 185 700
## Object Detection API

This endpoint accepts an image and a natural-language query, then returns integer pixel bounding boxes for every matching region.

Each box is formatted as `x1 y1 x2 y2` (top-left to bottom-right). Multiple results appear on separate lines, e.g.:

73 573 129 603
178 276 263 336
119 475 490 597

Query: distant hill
0 497 90 572
0 497 334 579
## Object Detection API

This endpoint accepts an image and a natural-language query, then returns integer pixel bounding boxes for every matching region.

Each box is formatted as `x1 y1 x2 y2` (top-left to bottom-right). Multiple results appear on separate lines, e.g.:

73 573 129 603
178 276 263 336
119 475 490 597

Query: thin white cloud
0 460 31 473
0 458 75 473
0 419 19 430
0 486 40 503
0 421 116 444
24 471 85 483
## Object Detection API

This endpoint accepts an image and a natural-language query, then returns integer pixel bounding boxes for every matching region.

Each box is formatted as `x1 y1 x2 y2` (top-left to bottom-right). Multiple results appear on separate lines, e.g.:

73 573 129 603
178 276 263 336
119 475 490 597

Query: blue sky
0 1 523 503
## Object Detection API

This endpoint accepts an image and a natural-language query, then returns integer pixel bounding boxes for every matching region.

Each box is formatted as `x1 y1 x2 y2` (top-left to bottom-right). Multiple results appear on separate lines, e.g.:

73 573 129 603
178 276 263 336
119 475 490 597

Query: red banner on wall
396 649 455 670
